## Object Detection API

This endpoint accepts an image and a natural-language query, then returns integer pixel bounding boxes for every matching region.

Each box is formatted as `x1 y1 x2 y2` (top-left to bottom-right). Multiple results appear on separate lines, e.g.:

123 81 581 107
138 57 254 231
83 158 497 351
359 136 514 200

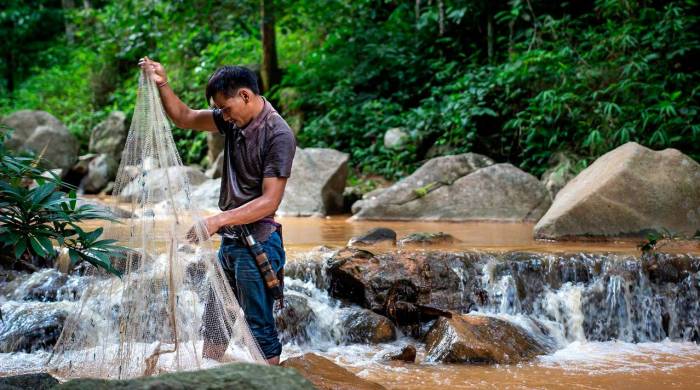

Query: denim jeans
204 231 285 359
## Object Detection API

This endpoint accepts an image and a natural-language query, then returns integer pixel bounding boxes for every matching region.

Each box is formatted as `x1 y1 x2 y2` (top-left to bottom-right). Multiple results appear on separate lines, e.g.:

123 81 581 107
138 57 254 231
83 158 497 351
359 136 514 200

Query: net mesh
47 71 267 379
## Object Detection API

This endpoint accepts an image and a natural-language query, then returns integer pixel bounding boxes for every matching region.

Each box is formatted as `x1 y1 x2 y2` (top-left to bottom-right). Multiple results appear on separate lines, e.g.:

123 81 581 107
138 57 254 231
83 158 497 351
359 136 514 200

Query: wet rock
398 232 459 247
534 142 700 239
0 301 74 353
80 153 118 194
348 227 397 247
278 147 348 216
353 156 549 222
384 127 408 150
276 294 317 344
118 166 208 202
424 313 548 364
342 308 396 344
384 344 417 363
2 110 78 174
57 362 315 389
0 373 59 390
282 353 386 390
89 111 128 162
327 248 481 321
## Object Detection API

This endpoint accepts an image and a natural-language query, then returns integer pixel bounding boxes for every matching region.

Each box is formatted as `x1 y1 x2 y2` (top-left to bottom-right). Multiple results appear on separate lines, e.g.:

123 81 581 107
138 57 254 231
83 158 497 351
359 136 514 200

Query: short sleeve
263 129 296 178
211 108 233 135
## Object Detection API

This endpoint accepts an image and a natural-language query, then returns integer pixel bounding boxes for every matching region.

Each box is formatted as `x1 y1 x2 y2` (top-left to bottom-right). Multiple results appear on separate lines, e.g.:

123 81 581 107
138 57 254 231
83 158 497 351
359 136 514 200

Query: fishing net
47 71 267 379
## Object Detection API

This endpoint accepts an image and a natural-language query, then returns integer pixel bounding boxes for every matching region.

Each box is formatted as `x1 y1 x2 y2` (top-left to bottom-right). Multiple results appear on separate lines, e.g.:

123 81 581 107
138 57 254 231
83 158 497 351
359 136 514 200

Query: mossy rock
56 363 315 390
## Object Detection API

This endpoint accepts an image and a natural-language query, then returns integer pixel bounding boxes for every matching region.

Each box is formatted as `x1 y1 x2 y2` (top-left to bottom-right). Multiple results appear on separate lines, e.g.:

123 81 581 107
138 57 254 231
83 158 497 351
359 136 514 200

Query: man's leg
232 232 284 364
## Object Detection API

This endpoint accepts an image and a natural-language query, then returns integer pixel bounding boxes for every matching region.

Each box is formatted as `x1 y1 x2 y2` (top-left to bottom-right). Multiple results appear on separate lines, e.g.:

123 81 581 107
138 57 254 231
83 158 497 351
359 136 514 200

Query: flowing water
1 214 699 388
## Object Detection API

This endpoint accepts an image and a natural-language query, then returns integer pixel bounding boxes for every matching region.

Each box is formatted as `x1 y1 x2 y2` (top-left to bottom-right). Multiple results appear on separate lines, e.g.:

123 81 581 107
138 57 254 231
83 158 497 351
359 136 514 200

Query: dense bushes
1 0 698 179
0 130 124 275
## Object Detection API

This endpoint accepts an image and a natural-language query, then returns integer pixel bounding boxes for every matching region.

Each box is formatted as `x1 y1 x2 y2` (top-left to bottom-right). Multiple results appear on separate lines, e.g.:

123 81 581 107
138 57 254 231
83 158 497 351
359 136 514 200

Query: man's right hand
138 56 167 85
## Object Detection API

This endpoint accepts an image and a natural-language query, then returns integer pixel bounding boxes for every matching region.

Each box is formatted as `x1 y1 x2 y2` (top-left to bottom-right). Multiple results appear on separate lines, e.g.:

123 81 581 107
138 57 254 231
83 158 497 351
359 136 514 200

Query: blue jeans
203 231 285 359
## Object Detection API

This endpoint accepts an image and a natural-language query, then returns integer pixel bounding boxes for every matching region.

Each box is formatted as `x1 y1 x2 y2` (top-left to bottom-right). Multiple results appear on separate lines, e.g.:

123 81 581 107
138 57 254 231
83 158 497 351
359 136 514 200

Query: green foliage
0 129 124 276
2 0 699 178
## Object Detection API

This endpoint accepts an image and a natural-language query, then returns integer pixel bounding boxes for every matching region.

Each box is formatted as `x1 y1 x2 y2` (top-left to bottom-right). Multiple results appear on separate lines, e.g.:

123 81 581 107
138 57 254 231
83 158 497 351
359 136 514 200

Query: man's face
211 90 248 128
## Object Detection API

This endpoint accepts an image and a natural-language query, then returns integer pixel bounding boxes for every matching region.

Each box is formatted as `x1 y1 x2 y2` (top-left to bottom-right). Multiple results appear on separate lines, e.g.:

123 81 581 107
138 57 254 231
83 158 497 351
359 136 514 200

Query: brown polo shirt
212 97 296 239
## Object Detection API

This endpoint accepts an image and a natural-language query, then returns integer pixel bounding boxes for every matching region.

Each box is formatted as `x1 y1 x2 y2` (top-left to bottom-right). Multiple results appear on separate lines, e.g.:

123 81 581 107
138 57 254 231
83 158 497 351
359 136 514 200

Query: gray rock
352 153 493 217
80 154 118 194
278 147 349 216
354 159 550 222
75 197 133 219
0 301 74 353
348 227 397 247
205 151 224 179
424 314 548 364
534 142 700 239
89 111 128 161
540 152 577 201
57 362 315 389
2 110 78 174
383 127 408 150
206 132 225 168
117 166 208 202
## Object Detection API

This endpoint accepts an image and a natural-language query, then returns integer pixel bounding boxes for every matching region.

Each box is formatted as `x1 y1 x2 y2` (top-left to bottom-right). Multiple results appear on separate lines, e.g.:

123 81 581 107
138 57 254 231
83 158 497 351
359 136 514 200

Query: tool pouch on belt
239 222 285 307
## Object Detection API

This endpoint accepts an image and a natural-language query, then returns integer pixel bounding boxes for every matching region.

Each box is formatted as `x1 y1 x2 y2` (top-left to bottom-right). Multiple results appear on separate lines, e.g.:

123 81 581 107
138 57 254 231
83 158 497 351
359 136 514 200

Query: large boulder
278 147 349 216
534 142 700 239
117 166 208 202
89 111 128 162
326 248 481 324
2 110 78 174
539 152 577 201
353 157 551 222
424 314 548 364
57 363 315 389
282 353 386 390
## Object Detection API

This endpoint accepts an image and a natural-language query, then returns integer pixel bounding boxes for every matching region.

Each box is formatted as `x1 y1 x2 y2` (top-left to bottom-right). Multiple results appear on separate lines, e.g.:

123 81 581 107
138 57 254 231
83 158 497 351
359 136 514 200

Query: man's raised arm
138 56 218 133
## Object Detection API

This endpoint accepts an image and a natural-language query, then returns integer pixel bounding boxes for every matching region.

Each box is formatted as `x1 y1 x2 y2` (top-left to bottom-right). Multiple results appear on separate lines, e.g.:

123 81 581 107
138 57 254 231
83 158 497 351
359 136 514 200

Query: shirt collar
239 96 272 137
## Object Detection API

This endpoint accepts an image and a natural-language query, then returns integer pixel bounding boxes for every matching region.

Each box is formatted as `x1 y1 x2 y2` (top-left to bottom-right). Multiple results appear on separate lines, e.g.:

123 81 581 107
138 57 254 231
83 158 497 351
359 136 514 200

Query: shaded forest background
2 0 699 183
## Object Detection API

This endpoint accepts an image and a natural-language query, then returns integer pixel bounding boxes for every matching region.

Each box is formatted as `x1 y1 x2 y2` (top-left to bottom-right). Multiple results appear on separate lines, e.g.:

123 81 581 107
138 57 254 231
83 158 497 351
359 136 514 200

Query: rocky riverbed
1 223 699 388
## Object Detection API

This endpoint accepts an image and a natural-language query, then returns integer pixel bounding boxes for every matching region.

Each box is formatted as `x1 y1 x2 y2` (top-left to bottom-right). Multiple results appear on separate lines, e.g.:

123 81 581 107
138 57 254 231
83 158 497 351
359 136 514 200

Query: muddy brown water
70 209 700 388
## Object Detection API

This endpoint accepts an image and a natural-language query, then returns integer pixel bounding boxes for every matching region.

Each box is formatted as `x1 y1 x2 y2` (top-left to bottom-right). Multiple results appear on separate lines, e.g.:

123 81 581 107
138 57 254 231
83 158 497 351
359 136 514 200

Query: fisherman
138 57 296 365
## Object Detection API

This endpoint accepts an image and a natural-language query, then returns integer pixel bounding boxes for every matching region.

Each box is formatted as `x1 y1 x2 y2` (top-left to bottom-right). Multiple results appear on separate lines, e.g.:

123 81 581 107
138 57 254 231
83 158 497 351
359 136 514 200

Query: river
1 215 699 389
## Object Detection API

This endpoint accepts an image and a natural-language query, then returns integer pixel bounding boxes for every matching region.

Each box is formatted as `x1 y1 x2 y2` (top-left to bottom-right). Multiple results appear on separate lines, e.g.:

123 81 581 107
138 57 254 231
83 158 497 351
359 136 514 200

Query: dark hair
205 66 260 104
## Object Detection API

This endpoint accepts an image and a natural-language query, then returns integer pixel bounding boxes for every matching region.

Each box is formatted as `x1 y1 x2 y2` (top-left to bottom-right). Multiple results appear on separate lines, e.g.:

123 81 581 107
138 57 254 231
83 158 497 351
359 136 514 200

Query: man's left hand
186 216 221 244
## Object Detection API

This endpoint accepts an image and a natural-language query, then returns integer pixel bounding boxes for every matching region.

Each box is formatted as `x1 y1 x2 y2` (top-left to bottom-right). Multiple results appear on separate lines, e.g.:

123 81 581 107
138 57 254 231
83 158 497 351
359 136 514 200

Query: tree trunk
487 1 494 63
260 0 280 93
5 50 14 94
62 0 76 44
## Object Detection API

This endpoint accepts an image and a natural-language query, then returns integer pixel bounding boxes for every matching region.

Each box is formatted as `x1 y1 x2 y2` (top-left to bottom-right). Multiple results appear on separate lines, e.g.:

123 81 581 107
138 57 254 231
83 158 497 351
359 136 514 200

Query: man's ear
240 89 250 104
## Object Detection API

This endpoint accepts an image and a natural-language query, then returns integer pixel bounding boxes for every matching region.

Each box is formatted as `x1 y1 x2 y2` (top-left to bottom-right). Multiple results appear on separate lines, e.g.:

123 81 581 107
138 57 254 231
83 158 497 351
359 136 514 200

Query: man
138 57 296 365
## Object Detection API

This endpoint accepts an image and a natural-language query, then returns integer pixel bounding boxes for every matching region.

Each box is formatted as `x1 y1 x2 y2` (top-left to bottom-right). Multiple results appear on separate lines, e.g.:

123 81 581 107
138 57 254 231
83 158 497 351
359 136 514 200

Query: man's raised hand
138 56 167 85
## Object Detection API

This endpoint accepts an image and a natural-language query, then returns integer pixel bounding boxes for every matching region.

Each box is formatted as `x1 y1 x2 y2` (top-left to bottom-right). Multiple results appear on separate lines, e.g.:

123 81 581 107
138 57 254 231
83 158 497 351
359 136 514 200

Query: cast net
47 71 266 379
